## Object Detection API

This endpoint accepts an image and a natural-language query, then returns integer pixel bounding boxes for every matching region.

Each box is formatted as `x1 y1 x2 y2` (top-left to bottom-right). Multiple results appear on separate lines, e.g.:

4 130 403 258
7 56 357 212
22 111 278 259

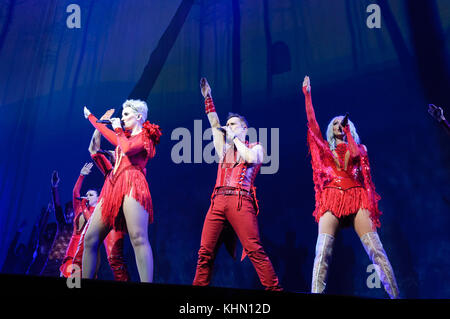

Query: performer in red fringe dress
302 76 399 298
63 113 131 280
82 99 161 282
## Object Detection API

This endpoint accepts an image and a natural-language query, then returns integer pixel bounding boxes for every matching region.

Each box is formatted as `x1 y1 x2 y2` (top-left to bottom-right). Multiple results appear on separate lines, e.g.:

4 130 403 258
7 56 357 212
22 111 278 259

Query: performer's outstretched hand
428 104 446 122
302 75 311 94
80 162 94 176
200 77 212 98
51 170 60 187
100 108 115 121
84 106 92 119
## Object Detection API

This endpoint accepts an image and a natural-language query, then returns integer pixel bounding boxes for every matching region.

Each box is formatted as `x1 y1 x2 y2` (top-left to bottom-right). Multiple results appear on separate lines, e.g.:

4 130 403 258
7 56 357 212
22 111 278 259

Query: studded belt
214 187 251 197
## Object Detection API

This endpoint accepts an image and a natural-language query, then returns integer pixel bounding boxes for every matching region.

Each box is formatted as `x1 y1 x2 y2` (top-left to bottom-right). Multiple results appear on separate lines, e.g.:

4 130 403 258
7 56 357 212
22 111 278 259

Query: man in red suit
192 78 282 291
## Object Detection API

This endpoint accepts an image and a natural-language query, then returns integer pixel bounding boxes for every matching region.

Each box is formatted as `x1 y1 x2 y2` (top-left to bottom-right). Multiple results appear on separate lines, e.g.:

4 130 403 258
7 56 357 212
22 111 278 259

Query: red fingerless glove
302 85 310 96
343 125 360 157
205 96 216 114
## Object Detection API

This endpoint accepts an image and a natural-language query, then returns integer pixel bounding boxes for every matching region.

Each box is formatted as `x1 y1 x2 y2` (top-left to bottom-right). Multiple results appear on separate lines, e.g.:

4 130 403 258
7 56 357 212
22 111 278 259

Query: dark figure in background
40 171 75 277
192 78 282 291
24 209 43 269
428 104 450 135
13 244 28 274
1 220 27 274
26 206 57 276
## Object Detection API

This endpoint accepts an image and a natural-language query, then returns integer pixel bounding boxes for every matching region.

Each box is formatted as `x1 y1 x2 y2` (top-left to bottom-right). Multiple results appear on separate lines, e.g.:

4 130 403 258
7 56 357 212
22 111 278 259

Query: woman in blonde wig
302 76 399 298
82 99 161 282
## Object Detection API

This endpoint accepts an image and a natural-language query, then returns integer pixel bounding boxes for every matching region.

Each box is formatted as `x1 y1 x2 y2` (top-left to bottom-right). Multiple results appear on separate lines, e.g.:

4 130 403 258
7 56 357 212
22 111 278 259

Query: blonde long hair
326 116 360 151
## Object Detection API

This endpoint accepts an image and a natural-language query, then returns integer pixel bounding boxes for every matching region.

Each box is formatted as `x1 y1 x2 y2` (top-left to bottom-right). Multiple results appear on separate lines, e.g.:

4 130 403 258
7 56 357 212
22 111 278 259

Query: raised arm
72 174 84 210
73 163 93 218
88 130 102 155
27 214 41 255
88 109 116 155
91 152 113 176
201 78 225 159
84 107 118 146
37 203 51 241
50 171 65 225
343 123 365 158
428 104 450 136
6 223 23 256
302 76 324 141
442 118 450 135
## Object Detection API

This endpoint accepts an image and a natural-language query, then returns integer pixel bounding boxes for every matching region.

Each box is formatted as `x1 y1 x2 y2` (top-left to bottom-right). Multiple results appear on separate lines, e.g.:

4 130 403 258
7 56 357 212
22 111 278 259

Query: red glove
205 97 216 114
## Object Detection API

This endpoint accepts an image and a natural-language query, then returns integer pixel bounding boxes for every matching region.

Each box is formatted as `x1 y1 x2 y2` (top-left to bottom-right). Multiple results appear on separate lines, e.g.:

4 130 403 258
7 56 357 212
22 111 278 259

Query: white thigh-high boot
311 233 335 293
360 232 399 299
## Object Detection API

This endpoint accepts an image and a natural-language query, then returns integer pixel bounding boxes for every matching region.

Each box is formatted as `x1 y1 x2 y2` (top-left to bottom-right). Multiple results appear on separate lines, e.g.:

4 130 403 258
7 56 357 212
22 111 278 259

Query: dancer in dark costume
40 171 74 277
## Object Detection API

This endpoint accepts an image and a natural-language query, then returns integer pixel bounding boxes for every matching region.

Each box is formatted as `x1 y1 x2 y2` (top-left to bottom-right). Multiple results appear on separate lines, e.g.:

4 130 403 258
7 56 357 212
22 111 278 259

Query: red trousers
71 218 130 281
193 193 282 291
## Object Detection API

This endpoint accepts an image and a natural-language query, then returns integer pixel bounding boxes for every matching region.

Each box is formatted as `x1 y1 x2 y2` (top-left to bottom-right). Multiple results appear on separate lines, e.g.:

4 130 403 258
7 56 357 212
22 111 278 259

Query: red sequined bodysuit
87 114 161 231
304 87 382 227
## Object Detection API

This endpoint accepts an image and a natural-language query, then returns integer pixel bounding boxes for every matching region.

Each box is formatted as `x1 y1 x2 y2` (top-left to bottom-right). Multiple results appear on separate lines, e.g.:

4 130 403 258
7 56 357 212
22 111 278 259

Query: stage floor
0 273 412 316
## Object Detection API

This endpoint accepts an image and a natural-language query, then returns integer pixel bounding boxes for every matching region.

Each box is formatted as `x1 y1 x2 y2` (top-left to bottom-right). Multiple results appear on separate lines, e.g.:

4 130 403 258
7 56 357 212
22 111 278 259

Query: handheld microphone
341 113 349 128
96 119 125 126
217 126 227 134
76 196 88 201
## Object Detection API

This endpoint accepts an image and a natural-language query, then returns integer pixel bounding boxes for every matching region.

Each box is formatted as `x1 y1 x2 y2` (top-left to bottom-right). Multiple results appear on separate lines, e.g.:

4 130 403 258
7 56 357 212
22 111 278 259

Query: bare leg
318 211 340 237
353 208 374 237
82 201 110 279
122 194 153 282
311 212 339 293
354 209 399 299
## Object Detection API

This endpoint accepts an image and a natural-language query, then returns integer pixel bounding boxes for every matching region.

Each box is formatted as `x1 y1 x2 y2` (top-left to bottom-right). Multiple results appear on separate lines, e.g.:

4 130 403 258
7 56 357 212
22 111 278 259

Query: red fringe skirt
99 167 153 232
314 186 380 227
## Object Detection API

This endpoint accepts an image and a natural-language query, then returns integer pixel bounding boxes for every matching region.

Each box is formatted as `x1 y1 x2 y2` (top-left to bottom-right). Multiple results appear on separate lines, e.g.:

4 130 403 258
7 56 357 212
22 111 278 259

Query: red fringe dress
304 88 382 227
88 115 162 231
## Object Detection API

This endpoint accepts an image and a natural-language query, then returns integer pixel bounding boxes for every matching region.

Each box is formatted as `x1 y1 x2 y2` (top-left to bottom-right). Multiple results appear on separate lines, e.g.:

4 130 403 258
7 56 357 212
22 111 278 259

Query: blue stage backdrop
0 0 449 298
